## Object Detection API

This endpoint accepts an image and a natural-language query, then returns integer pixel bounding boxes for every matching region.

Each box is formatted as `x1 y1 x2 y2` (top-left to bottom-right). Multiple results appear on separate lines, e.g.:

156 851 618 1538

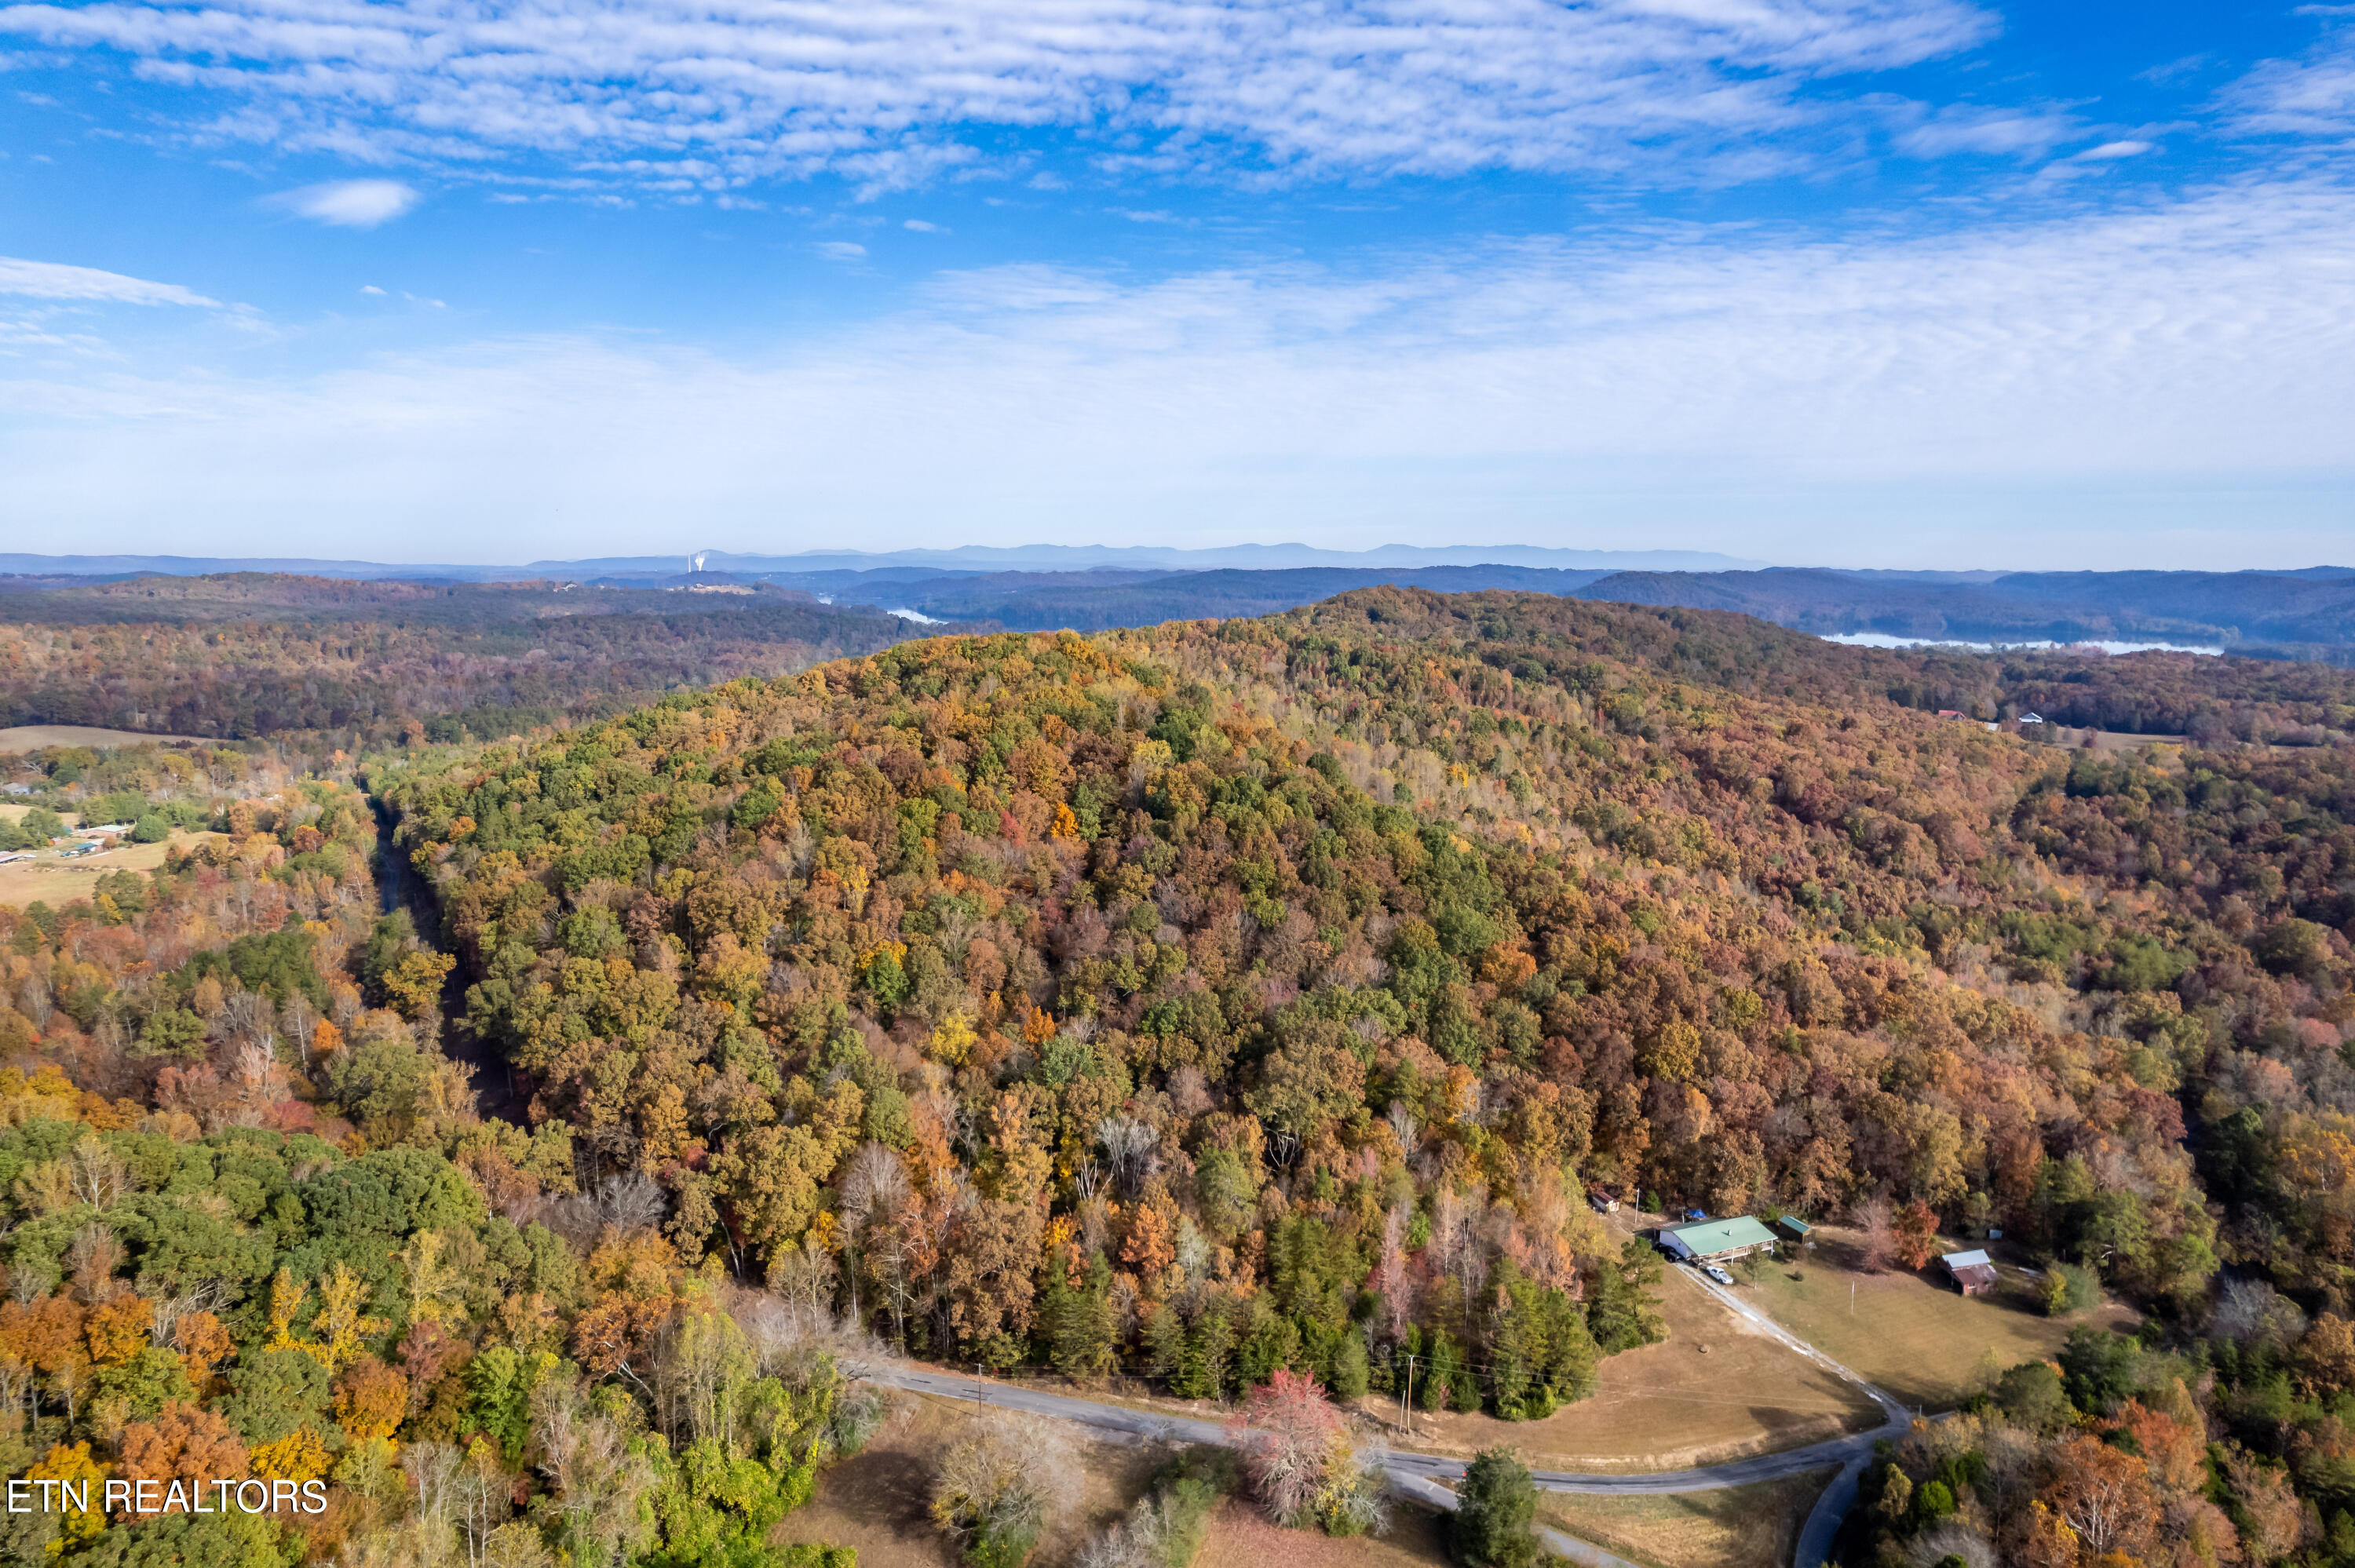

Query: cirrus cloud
0 255 218 306
0 0 1999 188
2 177 2350 567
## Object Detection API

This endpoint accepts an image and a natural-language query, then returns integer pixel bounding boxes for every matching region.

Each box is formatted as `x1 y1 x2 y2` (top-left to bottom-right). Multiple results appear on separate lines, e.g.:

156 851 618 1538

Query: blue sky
1 0 2350 568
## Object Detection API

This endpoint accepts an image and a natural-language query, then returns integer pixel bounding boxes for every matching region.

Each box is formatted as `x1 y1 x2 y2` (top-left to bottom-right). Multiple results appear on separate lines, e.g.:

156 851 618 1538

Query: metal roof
1661 1216 1779 1256
1940 1249 1992 1269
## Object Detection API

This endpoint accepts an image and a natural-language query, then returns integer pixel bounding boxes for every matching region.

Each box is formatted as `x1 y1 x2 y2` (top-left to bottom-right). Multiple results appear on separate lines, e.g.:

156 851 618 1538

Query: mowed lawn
1357 1262 1880 1473
1539 1468 1835 1568
1747 1226 2138 1409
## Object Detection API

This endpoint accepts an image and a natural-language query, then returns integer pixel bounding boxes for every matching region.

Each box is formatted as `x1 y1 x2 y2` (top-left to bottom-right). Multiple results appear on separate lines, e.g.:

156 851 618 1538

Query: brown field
1197 1495 1449 1568
1353 1262 1879 1472
0 725 206 752
1538 1469 1834 1568
0 833 217 909
776 1393 1164 1568
1748 1227 2138 1409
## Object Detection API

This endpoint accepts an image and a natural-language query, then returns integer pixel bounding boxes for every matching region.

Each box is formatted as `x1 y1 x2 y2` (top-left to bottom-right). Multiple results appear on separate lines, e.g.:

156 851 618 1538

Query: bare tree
1906 1524 1996 1568
839 1142 911 1326
931 1412 1082 1567
2214 1278 2307 1348
1096 1117 1160 1198
1385 1102 1419 1157
533 1379 655 1568
66 1137 129 1212
400 1442 467 1568
1855 1197 1896 1274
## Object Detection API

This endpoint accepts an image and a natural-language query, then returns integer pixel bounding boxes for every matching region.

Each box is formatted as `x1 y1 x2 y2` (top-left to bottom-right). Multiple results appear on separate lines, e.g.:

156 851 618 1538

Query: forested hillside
2 585 2353 1565
360 589 2352 1558
0 576 909 744
0 781 878 1564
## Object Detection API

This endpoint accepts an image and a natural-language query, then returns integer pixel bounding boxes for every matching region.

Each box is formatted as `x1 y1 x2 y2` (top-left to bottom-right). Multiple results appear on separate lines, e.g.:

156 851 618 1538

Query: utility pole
975 1365 985 1413
1400 1352 1418 1435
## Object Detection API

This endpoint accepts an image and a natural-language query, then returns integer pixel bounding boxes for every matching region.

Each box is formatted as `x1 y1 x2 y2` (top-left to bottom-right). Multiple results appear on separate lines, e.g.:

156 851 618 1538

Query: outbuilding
1659 1216 1779 1265
1776 1216 1813 1242
1941 1249 1999 1297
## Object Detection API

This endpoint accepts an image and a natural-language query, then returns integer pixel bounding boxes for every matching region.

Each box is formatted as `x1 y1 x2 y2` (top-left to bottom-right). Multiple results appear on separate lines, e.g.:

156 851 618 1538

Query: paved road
867 1284 1912 1568
863 1259 1915 1565
866 1359 1898 1497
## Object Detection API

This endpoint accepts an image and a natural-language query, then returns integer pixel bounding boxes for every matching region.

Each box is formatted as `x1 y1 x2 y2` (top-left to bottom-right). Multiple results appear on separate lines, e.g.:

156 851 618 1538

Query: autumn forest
0 585 2351 1568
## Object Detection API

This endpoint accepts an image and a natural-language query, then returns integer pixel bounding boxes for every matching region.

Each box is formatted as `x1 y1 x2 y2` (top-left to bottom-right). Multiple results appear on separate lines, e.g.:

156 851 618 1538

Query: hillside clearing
0 724 206 750
0 833 217 908
1538 1468 1835 1568
1747 1226 2138 1409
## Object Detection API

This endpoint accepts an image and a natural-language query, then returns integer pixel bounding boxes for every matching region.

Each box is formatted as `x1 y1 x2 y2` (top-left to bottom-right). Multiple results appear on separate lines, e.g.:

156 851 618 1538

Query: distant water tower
691 552 707 574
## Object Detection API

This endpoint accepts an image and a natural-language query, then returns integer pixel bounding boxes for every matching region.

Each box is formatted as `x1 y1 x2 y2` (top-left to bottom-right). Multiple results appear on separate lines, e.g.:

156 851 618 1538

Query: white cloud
4 179 2351 567
903 219 939 232
1892 103 2079 157
2074 140 2154 160
816 241 867 260
2223 23 2355 136
0 255 218 307
276 179 421 228
360 283 386 295
0 0 1998 188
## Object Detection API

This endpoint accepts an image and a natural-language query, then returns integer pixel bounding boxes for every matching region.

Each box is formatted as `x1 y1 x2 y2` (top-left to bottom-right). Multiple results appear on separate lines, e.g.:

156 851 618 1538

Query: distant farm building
1659 1216 1779 1264
1941 1249 1999 1296
2018 713 2046 724
1776 1216 1813 1242
1937 709 1966 720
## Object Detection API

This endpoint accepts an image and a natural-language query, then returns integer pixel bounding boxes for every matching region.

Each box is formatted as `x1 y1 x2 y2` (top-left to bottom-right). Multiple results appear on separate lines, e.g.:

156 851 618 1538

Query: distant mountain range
5 552 2353 657
1577 567 2355 654
0 542 1765 581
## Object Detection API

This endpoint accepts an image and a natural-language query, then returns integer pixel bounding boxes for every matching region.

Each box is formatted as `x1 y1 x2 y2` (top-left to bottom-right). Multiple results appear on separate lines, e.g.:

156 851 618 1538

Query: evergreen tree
1050 1256 1118 1379
1452 1449 1539 1568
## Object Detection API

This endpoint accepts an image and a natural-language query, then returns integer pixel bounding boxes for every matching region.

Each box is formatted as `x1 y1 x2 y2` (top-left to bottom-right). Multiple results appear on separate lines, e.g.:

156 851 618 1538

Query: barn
1941 1249 1999 1297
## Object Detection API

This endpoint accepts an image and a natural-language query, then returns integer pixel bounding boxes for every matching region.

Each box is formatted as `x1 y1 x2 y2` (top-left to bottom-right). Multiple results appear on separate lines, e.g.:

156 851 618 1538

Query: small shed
1941 1249 1999 1297
1776 1216 1813 1242
2018 713 2046 724
1659 1216 1779 1264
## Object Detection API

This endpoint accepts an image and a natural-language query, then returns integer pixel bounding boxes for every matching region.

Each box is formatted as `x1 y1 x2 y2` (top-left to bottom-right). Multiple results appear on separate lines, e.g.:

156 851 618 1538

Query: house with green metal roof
1659 1216 1779 1264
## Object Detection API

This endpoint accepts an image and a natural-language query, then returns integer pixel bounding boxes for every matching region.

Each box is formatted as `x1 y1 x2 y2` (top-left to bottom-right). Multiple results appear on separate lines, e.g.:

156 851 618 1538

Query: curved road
867 1268 1909 1567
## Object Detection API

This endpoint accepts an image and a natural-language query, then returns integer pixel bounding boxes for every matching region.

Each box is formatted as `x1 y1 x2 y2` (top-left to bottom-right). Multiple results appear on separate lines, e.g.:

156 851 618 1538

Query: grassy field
1356 1260 1879 1472
0 724 204 751
1747 1226 2138 1409
0 833 215 908
1538 1469 1835 1568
